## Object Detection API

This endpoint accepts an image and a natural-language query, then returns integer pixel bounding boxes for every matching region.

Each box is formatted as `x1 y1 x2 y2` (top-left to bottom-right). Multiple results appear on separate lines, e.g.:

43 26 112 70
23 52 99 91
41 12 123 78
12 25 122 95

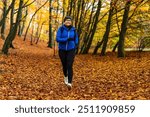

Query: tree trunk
67 0 73 16
112 41 119 52
112 7 121 52
79 0 96 54
10 0 15 30
48 0 53 48
35 23 40 42
18 7 28 36
62 0 66 20
82 0 102 54
1 0 7 40
118 1 131 57
36 22 45 44
75 0 81 28
8 0 16 49
76 0 85 54
18 22 22 36
30 20 35 45
2 0 23 54
101 1 114 56
93 39 104 54
0 1 12 27
17 10 23 36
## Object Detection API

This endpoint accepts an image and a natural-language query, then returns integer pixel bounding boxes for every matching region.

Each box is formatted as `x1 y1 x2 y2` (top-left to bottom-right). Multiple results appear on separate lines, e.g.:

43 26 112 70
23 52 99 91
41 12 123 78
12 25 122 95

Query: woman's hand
68 38 74 41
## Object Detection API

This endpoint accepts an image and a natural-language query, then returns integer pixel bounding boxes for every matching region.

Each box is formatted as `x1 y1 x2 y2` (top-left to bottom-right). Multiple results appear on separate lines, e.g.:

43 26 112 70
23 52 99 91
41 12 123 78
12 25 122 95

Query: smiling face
64 19 72 26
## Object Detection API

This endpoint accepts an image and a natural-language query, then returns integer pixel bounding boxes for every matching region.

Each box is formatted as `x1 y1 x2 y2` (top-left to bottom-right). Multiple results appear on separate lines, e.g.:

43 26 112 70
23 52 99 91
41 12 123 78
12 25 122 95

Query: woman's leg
67 49 75 84
59 50 67 77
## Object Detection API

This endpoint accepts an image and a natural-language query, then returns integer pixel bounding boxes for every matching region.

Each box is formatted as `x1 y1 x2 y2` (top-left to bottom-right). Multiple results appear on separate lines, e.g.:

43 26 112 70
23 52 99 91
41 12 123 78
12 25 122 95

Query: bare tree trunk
20 7 28 36
36 21 45 44
62 0 66 21
82 0 102 54
10 0 15 30
93 39 104 54
67 0 74 16
118 1 131 57
0 1 13 27
112 6 121 52
1 0 7 40
2 0 23 54
76 0 85 54
112 41 119 52
101 0 115 56
31 19 35 45
48 0 53 48
80 0 96 54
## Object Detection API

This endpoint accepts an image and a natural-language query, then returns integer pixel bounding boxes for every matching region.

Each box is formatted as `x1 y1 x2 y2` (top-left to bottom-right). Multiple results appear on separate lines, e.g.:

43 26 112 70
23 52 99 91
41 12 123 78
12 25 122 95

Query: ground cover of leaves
0 37 150 100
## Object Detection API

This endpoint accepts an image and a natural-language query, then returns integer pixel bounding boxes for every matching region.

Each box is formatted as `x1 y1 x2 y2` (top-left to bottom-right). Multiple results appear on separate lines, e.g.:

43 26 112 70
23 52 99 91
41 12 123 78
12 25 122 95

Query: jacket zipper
66 31 70 50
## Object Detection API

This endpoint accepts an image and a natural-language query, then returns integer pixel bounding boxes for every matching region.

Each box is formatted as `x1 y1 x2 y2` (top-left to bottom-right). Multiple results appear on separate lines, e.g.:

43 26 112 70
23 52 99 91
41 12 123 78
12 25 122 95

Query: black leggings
59 49 75 83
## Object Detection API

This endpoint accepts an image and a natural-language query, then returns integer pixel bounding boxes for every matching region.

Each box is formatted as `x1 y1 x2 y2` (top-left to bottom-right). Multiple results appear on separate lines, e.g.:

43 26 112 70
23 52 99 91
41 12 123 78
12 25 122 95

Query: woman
56 16 79 90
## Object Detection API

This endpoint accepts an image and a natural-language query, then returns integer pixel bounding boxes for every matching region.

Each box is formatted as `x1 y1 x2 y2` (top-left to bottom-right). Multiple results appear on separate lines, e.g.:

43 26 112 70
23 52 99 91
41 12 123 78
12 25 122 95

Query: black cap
64 16 72 22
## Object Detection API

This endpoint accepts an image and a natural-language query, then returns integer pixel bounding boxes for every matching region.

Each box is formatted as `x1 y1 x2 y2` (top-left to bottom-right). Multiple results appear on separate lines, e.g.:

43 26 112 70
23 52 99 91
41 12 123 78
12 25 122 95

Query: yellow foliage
139 5 149 11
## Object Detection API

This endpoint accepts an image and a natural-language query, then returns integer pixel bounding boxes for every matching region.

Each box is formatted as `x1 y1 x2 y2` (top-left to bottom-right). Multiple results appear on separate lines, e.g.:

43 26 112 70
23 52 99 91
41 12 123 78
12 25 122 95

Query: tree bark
100 1 115 56
79 0 96 54
30 19 35 45
48 0 53 48
76 0 85 54
35 22 45 44
2 0 23 54
82 0 102 54
112 41 119 52
0 1 13 27
93 39 104 54
1 0 7 40
18 7 28 37
118 1 131 57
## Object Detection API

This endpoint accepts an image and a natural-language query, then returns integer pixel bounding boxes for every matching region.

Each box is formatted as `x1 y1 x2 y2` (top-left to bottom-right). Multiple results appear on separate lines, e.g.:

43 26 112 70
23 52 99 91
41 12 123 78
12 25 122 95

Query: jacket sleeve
56 27 68 43
75 31 79 46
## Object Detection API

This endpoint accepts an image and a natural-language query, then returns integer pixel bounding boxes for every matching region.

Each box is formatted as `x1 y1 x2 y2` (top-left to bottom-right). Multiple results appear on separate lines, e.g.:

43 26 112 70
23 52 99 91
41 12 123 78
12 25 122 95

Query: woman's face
64 19 72 26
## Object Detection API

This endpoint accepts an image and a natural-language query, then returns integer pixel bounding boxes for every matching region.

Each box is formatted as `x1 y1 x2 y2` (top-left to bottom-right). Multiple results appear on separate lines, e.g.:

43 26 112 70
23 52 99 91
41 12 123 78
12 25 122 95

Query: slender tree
76 0 85 54
48 0 53 48
18 7 28 37
118 0 131 57
82 0 102 54
1 0 7 40
0 0 13 27
80 0 96 54
100 0 116 56
35 21 46 44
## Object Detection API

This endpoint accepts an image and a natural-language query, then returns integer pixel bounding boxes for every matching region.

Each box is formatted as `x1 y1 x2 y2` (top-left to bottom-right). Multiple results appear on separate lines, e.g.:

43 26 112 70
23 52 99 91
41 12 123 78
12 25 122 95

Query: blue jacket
56 25 79 51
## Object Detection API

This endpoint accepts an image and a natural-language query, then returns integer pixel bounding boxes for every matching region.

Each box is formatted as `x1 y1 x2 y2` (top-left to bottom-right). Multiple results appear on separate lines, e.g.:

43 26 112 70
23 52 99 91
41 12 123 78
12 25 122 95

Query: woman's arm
75 31 79 46
56 27 68 42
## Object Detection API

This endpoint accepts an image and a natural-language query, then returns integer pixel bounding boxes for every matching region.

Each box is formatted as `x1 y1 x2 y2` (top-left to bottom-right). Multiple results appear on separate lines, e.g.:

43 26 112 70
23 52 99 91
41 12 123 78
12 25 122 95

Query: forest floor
0 37 150 100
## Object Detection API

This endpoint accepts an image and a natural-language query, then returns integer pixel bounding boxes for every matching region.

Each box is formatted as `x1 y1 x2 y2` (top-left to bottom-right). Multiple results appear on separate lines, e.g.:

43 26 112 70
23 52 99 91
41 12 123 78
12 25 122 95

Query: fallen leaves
0 37 150 100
